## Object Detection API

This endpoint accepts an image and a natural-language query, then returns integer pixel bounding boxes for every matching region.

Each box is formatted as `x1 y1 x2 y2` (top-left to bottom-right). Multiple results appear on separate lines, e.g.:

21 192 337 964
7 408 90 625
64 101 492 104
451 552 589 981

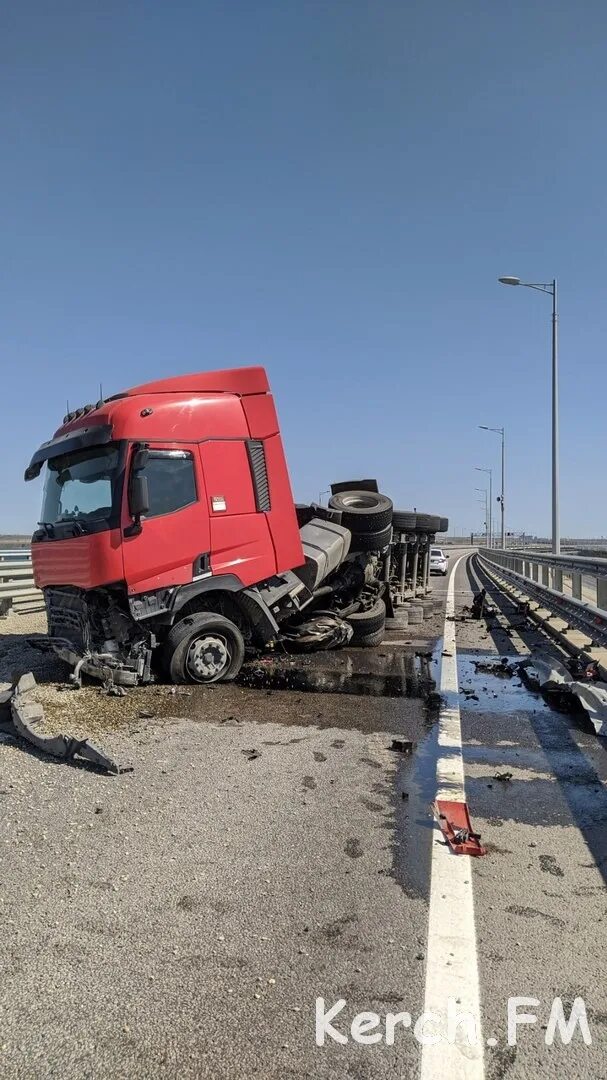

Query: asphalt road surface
1 550 606 1079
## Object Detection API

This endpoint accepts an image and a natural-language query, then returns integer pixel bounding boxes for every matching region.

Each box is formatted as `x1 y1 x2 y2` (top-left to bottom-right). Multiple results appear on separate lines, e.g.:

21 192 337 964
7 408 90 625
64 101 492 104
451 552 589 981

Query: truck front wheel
163 612 246 685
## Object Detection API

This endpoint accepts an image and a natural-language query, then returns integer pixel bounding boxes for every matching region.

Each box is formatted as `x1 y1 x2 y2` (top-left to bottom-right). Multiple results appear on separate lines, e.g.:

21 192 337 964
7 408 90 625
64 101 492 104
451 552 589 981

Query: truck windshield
41 444 122 529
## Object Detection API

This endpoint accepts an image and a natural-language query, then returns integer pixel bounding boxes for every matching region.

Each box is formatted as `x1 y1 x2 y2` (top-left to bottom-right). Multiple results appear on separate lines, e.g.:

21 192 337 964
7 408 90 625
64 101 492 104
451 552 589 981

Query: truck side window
143 451 197 518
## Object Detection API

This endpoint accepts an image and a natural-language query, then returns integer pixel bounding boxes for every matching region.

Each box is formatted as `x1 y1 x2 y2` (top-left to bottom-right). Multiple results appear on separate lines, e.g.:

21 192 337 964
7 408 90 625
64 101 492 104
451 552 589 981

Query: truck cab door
199 439 277 586
121 443 210 596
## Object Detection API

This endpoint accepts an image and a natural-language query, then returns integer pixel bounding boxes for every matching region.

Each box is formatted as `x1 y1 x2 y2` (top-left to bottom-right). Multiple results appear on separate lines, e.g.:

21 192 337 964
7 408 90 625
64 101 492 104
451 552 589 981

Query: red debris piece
434 799 487 857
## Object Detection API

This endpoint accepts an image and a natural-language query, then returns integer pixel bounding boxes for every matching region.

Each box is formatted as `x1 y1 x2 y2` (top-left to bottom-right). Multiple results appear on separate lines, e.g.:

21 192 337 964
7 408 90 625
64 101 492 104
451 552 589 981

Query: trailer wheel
328 491 393 534
414 513 442 533
356 626 385 648
348 522 393 552
392 510 417 531
164 612 245 684
346 598 386 642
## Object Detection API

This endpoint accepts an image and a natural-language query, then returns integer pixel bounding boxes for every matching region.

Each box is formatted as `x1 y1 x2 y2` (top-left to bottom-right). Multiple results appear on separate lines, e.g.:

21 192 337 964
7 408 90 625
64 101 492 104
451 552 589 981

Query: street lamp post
498 276 559 555
480 425 505 549
475 467 492 547
475 487 488 547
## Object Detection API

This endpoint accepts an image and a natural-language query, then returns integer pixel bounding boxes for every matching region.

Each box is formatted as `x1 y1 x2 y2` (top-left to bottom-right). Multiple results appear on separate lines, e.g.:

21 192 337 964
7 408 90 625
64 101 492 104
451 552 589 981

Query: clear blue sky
3 0 606 537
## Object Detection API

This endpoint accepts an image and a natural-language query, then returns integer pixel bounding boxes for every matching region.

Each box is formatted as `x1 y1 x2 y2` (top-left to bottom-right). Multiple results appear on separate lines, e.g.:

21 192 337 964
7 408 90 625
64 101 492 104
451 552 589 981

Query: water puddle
237 649 436 699
456 652 551 716
393 720 441 898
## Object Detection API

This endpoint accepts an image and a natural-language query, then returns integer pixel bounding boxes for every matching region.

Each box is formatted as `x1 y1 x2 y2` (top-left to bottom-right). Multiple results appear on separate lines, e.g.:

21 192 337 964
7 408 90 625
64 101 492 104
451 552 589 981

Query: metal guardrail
0 548 32 562
0 549 43 615
478 548 607 648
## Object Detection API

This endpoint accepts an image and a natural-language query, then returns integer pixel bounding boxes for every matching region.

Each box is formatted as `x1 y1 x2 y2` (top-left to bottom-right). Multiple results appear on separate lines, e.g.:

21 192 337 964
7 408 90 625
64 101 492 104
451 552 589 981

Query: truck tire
415 513 441 533
163 612 246 684
348 522 393 552
346 598 386 641
356 626 385 648
328 491 393 534
392 510 417 531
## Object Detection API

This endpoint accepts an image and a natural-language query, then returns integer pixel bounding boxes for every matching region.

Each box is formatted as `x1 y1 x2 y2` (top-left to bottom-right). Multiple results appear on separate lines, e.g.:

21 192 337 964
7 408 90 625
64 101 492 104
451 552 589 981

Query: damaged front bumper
32 636 149 687
41 585 154 687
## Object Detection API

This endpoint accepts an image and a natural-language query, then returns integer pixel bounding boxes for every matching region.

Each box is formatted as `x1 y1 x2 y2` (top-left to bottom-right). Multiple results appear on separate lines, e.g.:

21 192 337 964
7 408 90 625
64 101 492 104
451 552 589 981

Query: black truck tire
163 612 246 684
328 490 393 534
356 626 386 648
415 513 442 533
392 510 417 531
348 522 393 552
346 598 386 642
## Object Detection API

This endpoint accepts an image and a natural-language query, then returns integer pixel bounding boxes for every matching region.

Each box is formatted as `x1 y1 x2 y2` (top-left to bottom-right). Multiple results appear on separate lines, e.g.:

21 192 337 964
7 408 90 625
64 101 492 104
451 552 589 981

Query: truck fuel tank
298 519 352 590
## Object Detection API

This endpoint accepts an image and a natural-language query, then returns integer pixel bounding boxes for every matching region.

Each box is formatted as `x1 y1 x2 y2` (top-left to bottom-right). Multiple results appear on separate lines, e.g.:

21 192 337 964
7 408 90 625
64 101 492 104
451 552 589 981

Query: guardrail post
597 578 607 612
553 567 563 592
572 572 582 600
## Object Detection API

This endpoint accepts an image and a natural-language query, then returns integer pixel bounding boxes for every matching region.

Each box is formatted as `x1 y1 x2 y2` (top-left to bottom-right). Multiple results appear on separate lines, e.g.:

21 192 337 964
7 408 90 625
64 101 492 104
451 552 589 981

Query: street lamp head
479 425 489 431
498 276 521 286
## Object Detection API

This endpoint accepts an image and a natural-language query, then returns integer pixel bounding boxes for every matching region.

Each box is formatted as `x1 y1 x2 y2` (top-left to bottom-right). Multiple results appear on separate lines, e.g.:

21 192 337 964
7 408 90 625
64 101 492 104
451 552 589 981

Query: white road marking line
420 554 485 1080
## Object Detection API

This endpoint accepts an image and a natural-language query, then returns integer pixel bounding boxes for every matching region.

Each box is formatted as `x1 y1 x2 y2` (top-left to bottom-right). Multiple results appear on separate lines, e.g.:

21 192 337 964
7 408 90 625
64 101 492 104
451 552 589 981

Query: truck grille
45 587 91 652
246 440 271 512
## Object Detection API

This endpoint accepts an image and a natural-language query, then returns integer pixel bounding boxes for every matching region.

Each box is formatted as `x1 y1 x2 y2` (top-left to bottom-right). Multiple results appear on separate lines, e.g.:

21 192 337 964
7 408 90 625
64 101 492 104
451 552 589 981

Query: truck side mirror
132 448 149 472
125 473 150 537
130 474 149 517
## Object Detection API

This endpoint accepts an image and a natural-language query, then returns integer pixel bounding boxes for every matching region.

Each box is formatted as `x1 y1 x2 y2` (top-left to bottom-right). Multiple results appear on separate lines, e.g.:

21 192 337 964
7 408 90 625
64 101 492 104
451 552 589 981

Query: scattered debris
281 615 353 651
518 656 607 736
469 589 496 620
460 689 479 702
570 658 600 682
138 710 154 719
493 771 513 782
5 673 126 774
433 800 487 856
390 739 413 754
102 680 127 697
473 658 514 678
519 657 573 692
568 682 607 737
242 748 261 761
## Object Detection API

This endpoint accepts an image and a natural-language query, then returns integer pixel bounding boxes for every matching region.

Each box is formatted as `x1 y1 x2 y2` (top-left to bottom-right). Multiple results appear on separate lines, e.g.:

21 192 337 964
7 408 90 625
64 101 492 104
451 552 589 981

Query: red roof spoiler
117 365 269 399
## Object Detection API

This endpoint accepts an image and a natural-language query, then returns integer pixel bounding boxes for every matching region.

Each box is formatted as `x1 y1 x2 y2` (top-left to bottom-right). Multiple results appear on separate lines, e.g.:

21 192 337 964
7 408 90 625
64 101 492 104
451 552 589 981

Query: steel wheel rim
186 633 232 683
341 494 377 509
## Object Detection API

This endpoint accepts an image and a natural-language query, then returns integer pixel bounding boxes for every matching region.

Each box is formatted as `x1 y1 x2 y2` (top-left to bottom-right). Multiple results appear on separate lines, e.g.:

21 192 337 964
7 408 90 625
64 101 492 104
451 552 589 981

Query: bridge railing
478 547 607 647
0 549 44 615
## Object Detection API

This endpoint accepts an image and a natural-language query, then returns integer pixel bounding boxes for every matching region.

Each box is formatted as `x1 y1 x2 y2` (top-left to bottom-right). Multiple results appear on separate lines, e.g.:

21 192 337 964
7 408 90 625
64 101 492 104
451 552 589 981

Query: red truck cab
27 367 309 685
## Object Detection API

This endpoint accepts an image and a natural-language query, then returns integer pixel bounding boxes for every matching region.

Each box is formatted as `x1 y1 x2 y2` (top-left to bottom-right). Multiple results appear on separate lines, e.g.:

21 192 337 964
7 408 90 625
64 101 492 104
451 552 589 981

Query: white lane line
420 554 485 1080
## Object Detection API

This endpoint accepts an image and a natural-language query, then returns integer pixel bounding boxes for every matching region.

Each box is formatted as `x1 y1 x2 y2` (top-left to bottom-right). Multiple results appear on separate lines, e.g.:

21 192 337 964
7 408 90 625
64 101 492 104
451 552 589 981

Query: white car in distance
429 547 448 576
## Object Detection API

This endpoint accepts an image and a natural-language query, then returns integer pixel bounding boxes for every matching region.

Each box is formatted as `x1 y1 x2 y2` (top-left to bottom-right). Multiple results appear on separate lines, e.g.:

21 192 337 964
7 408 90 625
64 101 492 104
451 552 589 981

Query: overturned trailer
25 367 447 686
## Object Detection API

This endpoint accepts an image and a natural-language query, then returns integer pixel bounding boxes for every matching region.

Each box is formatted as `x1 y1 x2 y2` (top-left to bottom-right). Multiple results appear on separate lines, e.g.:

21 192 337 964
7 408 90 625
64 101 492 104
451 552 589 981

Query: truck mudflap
28 636 150 687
